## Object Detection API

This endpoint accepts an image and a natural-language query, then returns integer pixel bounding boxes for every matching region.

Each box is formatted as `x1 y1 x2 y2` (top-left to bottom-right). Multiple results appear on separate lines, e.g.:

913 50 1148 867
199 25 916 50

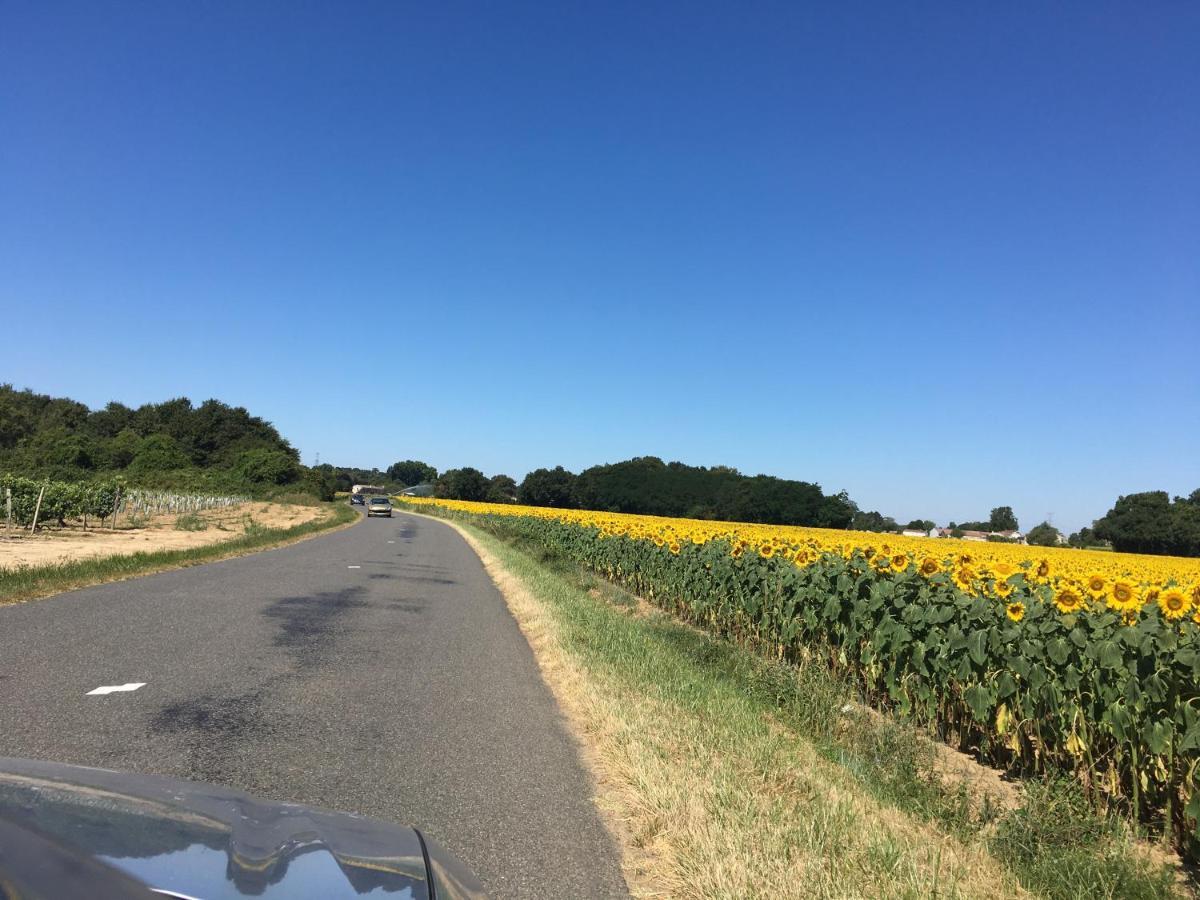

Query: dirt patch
0 502 326 571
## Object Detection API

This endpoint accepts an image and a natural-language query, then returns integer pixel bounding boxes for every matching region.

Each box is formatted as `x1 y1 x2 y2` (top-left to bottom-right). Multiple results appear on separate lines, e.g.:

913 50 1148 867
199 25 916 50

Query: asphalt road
0 509 629 898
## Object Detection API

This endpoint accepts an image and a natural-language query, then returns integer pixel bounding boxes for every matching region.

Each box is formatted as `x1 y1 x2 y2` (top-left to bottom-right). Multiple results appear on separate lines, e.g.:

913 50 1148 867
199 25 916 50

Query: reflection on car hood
0 757 484 899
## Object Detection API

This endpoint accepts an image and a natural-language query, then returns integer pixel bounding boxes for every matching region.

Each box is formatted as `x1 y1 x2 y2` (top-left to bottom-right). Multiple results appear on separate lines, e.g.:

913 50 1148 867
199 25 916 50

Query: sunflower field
397 495 1200 853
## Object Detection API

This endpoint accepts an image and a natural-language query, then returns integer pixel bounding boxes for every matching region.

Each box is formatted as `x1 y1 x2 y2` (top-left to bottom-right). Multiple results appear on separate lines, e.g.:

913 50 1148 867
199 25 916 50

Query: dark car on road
367 496 393 517
350 493 365 505
0 757 485 899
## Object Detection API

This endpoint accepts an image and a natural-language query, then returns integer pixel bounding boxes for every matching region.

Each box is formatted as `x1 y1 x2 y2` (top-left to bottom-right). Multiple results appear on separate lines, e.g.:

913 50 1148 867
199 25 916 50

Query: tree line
0 384 312 495
425 457 857 528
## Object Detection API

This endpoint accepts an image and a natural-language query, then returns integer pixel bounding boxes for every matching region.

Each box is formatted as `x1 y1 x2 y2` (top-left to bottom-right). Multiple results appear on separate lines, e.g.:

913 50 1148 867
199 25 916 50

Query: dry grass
447 519 1028 899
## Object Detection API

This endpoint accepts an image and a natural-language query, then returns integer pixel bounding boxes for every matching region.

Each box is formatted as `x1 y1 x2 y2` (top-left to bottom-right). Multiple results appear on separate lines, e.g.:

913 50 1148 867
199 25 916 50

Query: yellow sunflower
1084 574 1106 598
792 548 811 566
918 556 941 577
953 566 977 593
1107 580 1137 612
1158 588 1192 622
668 542 681 555
890 553 909 573
759 543 776 559
1054 587 1085 615
993 562 1017 580
1032 558 1052 581
1121 607 1140 627
994 579 1015 600
1006 601 1026 623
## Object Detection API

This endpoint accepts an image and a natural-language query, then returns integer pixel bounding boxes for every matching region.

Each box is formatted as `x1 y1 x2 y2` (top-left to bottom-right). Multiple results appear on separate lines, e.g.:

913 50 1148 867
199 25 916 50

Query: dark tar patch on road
262 587 369 669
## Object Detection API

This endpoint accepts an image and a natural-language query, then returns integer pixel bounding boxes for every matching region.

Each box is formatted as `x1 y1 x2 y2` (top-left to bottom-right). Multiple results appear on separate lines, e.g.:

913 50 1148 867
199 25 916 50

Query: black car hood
0 757 484 899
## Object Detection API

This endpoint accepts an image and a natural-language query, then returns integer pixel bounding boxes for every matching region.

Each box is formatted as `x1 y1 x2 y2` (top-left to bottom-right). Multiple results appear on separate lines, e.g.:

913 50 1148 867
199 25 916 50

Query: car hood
0 757 484 899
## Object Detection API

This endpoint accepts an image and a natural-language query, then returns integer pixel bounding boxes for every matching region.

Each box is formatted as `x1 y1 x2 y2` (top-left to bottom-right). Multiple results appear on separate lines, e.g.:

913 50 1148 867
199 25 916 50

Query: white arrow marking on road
347 565 361 569
87 683 146 696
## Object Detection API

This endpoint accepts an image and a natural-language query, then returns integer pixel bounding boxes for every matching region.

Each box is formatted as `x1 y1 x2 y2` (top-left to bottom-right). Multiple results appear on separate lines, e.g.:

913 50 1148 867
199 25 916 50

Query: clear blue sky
3 2 1197 533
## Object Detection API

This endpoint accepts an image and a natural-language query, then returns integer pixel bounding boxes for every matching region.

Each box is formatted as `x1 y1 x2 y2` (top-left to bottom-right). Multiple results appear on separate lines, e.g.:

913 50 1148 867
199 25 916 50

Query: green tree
1067 526 1105 548
851 510 899 533
989 506 1019 531
435 467 489 501
87 401 134 438
905 519 936 532
816 490 856 529
300 466 337 501
1026 521 1061 547
104 428 142 469
1093 491 1181 555
235 448 301 485
22 427 98 472
518 466 579 508
0 385 40 449
387 459 437 486
126 434 191 474
485 474 518 503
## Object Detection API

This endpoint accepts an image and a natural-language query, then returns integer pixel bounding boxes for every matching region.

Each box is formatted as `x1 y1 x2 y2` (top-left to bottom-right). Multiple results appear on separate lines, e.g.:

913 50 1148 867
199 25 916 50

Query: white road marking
387 541 395 544
347 565 361 569
87 682 146 696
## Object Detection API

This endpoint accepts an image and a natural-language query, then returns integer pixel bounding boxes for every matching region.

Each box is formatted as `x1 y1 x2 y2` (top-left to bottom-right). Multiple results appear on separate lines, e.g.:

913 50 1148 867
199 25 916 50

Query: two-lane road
0 510 629 898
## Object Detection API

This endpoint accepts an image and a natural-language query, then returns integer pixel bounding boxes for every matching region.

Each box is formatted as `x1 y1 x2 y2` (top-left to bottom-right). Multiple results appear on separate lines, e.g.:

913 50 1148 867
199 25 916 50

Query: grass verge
0 502 357 606
421 510 1185 900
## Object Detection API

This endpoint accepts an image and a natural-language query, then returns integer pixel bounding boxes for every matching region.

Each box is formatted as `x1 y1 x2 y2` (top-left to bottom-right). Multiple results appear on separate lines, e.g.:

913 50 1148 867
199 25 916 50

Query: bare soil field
0 502 327 570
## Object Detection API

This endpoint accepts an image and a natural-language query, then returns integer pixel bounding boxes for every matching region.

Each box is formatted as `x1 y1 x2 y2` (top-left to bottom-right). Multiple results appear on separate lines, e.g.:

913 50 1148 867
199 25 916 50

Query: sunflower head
1006 601 1026 623
668 542 681 555
758 544 775 559
993 562 1017 579
730 544 744 559
1085 574 1106 598
890 553 908 573
1108 580 1137 611
1054 587 1085 615
1033 558 1051 580
793 548 811 566
1158 589 1192 622
953 566 977 593
1121 607 1140 627
919 556 941 577
995 579 1015 599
